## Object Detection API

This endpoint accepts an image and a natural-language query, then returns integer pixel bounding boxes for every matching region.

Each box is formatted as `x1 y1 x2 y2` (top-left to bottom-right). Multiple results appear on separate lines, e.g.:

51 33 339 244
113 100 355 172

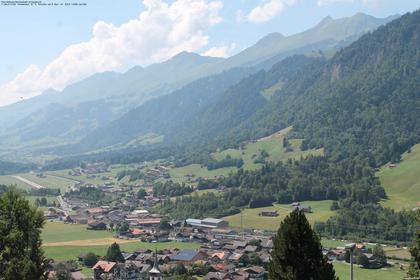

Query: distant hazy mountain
199 13 399 73
0 52 222 153
0 12 398 160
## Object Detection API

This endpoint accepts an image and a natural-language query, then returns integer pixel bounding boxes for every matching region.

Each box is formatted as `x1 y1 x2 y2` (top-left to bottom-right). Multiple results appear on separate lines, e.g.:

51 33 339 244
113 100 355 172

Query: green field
212 127 324 171
223 200 335 231
169 164 237 182
378 143 420 210
44 241 200 261
42 222 114 243
333 261 406 280
170 127 323 183
0 175 31 189
0 173 78 193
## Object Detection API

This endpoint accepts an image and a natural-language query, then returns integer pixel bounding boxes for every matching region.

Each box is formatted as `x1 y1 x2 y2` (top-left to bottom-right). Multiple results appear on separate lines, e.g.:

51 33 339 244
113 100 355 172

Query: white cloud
246 0 296 23
0 0 223 106
202 43 237 57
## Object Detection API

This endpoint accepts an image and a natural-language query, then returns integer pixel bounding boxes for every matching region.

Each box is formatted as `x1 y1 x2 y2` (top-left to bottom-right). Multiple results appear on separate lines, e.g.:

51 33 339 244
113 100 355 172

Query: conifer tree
269 210 337 280
408 211 420 278
105 242 124 262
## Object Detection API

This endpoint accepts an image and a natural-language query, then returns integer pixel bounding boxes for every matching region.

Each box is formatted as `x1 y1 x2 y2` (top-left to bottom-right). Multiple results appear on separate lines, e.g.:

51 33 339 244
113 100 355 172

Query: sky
0 0 418 106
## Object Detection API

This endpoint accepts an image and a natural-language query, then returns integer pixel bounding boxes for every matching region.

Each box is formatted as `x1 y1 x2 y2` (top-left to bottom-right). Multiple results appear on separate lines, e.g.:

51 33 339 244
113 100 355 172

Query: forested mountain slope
231 8 420 168
76 55 316 153
160 10 420 243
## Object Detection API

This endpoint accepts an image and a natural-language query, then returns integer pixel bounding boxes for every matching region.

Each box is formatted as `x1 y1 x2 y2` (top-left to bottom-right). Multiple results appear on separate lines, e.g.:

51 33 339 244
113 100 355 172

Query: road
56 195 71 215
12 175 45 189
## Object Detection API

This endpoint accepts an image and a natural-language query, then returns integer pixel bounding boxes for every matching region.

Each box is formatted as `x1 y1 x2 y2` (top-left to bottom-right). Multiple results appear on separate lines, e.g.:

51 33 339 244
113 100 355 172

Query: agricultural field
378 143 420 210
169 164 237 183
42 222 114 244
41 221 200 262
44 241 200 262
49 162 156 186
223 200 335 231
333 261 406 280
0 172 78 193
0 174 31 189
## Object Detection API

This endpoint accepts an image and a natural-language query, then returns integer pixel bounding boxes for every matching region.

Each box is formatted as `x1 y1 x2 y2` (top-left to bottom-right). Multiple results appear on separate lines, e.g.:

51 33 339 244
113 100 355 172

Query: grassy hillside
170 127 323 183
213 126 323 171
223 200 335 231
378 143 420 210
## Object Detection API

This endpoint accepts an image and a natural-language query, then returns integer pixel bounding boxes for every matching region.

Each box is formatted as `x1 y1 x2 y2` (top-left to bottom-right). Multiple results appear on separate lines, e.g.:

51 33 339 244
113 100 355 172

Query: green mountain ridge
0 13 397 161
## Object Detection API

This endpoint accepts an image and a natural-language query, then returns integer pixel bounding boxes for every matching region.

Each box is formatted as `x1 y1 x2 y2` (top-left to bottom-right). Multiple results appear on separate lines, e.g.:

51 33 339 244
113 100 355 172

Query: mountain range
0 12 399 162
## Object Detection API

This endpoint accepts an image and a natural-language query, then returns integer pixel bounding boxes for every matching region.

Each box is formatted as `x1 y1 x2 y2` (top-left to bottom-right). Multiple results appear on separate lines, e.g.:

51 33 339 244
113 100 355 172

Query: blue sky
0 0 418 106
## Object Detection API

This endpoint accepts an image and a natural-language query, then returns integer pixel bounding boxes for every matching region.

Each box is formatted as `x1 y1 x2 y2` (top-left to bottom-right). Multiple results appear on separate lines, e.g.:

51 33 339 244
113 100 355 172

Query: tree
372 244 387 267
158 217 172 231
408 211 420 278
355 251 369 268
117 221 129 233
105 242 124 262
52 263 71 280
269 210 338 280
0 188 48 279
174 263 188 275
83 252 98 267
40 197 48 206
137 189 147 199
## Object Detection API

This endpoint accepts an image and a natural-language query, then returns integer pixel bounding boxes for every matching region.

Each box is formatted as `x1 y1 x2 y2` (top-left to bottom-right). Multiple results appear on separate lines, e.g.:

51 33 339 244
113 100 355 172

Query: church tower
149 248 163 280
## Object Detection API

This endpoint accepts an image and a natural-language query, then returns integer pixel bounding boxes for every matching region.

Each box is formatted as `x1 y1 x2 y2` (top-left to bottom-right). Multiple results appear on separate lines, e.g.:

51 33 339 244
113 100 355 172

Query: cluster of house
71 163 110 176
143 166 170 181
90 238 270 280
324 243 385 268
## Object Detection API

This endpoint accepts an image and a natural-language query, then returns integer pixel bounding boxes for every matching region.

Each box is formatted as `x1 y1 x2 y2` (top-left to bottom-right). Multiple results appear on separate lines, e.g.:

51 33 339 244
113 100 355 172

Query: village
44 196 389 280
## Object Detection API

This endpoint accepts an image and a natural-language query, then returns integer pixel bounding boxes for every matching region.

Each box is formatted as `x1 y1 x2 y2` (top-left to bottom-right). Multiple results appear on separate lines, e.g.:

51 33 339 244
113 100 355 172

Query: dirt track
43 237 137 247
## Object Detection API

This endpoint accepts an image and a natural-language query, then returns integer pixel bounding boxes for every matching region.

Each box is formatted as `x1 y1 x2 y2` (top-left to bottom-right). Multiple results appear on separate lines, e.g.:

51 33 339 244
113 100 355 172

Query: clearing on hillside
223 200 335 231
170 127 323 183
378 143 420 211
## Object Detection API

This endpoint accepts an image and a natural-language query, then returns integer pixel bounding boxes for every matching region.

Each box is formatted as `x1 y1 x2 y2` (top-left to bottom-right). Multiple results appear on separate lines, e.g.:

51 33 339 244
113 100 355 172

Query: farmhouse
291 202 312 213
172 249 206 265
87 220 107 230
259 210 278 217
93 261 116 280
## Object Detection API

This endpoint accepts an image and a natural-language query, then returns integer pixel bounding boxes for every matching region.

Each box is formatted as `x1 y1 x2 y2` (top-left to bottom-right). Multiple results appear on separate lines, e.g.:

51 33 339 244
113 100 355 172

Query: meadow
378 143 420 210
41 222 199 262
223 200 335 231
170 127 323 183
43 241 200 262
42 222 114 244
333 261 406 280
0 172 78 193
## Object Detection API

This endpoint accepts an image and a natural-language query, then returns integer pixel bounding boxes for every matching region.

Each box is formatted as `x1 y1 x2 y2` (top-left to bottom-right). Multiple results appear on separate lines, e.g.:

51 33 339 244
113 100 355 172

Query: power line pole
345 243 356 280
241 210 244 240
